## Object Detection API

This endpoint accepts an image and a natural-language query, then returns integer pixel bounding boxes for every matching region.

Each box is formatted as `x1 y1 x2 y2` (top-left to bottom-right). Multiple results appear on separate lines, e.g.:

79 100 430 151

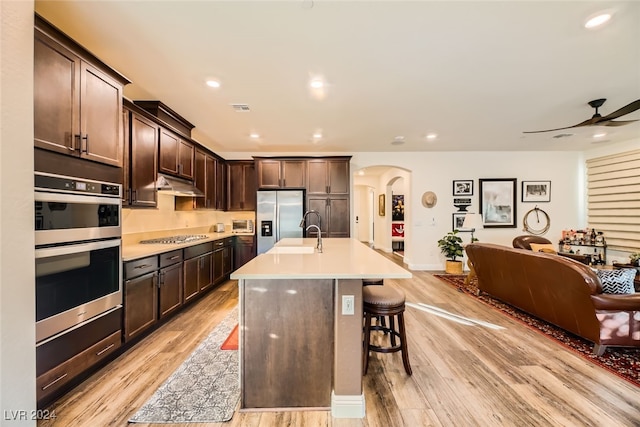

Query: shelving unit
558 242 607 264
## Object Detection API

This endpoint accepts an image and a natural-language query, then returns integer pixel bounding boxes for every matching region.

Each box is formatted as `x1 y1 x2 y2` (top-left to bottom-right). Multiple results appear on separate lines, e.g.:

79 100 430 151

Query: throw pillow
530 243 557 254
596 269 637 294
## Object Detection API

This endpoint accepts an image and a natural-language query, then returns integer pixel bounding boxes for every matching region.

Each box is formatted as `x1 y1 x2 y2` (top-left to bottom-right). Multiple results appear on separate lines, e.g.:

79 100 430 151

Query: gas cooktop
139 234 209 244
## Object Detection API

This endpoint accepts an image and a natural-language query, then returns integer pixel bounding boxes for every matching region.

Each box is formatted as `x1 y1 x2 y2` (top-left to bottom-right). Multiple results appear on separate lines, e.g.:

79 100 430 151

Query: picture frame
452 213 471 232
522 180 551 202
479 178 517 228
453 180 473 196
392 194 404 221
378 194 385 216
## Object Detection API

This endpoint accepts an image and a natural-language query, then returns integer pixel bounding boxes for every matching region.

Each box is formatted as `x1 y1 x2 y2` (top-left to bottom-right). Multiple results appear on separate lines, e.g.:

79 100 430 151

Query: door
124 271 158 342
277 191 304 240
80 62 123 167
34 31 80 155
159 262 182 319
129 113 158 207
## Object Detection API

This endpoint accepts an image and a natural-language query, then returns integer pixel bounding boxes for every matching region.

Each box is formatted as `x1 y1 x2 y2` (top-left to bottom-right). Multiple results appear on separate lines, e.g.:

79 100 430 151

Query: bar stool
362 286 412 375
363 279 385 328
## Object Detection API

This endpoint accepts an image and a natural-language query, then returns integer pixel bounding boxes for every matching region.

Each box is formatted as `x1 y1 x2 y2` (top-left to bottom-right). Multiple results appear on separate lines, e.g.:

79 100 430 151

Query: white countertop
231 238 412 280
122 232 253 261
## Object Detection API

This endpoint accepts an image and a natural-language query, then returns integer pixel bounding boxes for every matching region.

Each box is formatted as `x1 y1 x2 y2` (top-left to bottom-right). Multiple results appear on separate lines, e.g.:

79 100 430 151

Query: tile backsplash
123 193 255 235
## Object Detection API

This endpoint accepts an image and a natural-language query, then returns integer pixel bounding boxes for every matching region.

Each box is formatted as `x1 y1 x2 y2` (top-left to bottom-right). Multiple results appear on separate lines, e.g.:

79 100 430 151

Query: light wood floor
39 253 640 426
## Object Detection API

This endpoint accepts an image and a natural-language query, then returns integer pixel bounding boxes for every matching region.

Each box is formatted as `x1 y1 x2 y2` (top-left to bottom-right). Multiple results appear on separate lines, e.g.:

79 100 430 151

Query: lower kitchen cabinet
213 237 234 284
124 255 159 342
158 250 183 318
36 307 122 407
183 242 213 302
235 235 256 269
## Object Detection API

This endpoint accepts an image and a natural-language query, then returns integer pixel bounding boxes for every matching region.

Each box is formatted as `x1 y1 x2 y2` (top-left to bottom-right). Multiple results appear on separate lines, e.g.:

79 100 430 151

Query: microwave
232 219 254 233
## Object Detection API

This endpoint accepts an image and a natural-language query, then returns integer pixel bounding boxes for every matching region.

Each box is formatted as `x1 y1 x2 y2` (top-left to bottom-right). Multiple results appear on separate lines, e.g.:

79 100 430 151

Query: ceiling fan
523 98 640 134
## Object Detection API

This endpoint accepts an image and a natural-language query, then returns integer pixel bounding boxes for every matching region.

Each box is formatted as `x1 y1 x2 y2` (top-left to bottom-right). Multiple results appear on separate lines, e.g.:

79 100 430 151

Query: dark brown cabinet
213 238 234 284
34 16 129 168
123 103 158 207
159 128 194 180
215 158 227 210
123 255 159 342
307 158 350 195
183 243 213 302
234 235 256 269
194 150 226 210
227 161 257 211
158 250 183 319
306 195 350 238
255 158 306 189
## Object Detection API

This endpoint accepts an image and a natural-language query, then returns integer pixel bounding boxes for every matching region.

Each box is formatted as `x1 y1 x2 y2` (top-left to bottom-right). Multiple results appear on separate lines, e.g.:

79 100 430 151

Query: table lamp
462 212 483 242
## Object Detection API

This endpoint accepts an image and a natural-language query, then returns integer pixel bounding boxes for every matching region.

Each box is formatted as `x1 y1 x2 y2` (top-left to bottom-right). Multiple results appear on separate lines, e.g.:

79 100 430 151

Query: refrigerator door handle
275 200 280 242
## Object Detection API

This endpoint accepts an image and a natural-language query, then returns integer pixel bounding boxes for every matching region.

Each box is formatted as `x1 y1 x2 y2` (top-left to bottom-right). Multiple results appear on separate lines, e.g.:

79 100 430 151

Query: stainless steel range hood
156 174 205 197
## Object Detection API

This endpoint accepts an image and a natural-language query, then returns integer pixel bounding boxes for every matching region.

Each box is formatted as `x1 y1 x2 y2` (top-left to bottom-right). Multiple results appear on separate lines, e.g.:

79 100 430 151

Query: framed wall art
453 180 473 196
378 194 385 216
479 178 517 228
392 194 404 220
452 213 471 232
522 180 551 202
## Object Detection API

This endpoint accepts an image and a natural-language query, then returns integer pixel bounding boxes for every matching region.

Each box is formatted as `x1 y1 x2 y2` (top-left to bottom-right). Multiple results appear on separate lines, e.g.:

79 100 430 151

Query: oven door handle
34 191 120 206
35 238 121 259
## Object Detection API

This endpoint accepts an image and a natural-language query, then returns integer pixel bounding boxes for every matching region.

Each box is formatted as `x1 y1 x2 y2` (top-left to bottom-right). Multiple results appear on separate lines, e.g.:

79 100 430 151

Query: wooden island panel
241 278 334 409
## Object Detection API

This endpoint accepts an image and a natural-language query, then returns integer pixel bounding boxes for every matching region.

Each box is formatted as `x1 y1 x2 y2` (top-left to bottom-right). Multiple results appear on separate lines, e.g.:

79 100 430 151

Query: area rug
434 274 640 388
221 324 238 350
129 309 239 423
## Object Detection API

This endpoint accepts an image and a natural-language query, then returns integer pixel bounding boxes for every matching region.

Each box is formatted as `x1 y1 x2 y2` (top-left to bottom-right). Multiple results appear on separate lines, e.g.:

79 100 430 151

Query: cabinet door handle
73 134 82 153
326 185 329 193
131 189 137 202
159 272 165 286
168 255 180 260
96 343 115 356
134 264 152 269
81 134 89 153
41 373 68 391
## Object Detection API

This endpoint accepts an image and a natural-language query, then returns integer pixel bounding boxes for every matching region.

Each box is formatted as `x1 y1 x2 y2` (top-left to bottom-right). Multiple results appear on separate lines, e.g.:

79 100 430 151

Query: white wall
351 151 584 270
1 1 37 425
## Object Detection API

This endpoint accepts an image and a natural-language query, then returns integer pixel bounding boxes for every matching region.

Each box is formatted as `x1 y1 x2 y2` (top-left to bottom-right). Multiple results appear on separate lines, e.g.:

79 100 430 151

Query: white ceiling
35 1 640 154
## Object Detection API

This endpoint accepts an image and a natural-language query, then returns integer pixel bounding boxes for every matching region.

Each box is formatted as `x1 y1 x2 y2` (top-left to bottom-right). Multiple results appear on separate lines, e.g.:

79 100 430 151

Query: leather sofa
512 235 591 264
465 242 640 355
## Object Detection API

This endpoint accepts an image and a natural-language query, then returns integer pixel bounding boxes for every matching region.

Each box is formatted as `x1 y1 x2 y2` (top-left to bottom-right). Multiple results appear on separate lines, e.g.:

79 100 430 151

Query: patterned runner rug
434 274 640 388
129 308 239 423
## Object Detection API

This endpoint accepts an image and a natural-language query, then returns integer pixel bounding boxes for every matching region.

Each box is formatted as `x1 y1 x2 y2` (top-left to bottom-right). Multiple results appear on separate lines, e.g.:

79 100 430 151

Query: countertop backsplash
123 192 255 245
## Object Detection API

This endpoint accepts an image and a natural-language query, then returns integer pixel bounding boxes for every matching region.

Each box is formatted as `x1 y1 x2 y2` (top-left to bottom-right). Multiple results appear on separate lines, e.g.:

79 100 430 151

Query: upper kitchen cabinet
34 15 130 168
227 160 257 211
194 148 221 209
159 129 194 180
255 158 306 189
123 101 158 207
306 157 351 195
133 100 196 181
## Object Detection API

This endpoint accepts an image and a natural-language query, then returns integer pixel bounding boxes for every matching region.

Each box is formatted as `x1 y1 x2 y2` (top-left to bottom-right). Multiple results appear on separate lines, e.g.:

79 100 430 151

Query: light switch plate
342 295 355 315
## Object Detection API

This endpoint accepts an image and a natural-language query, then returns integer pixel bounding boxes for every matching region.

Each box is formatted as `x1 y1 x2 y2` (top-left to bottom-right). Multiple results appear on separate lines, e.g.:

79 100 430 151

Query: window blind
586 149 640 252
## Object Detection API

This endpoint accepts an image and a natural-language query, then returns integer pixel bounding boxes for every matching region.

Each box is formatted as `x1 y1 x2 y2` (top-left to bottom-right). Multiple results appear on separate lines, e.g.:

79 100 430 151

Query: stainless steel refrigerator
256 190 304 254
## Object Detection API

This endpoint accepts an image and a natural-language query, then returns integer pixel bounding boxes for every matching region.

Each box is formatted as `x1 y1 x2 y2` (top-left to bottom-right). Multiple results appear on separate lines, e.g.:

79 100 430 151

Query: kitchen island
230 237 412 418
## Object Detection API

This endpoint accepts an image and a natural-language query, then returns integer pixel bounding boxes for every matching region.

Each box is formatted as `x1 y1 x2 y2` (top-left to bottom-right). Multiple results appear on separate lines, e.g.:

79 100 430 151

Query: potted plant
630 252 640 267
437 230 464 274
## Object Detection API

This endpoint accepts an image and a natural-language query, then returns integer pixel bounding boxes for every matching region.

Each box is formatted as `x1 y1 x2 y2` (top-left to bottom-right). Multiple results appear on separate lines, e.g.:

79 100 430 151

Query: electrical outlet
342 295 355 315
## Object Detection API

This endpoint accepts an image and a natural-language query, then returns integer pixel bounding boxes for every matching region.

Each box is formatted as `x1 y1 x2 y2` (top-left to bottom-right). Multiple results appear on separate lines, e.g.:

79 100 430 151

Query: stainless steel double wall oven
34 172 122 344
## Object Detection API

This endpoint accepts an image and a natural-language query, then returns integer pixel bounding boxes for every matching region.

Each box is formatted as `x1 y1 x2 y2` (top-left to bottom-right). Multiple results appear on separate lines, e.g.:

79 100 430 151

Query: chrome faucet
305 224 323 253
299 210 322 230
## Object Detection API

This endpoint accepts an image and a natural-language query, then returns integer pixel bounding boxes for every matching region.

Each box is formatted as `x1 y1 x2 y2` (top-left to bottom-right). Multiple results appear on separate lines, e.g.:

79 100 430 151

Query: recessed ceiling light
310 79 324 89
249 133 260 139
358 170 365 176
593 132 607 138
312 132 323 139
426 133 438 140
585 12 612 29
206 79 220 88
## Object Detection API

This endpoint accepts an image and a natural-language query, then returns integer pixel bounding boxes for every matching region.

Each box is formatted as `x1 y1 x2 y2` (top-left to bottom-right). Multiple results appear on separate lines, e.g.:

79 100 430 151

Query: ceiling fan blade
601 119 639 127
600 99 640 121
523 117 595 134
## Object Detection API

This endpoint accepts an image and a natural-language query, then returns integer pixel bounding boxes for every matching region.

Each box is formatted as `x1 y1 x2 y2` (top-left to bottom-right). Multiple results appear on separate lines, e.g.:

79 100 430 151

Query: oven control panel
35 172 121 197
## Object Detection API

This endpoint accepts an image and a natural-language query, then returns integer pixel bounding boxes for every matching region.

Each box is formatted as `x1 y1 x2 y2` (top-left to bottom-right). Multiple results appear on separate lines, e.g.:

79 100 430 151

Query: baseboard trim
331 391 365 418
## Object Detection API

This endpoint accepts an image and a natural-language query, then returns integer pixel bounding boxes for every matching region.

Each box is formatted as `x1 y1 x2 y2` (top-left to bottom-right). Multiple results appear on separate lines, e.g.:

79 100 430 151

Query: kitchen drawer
125 255 159 280
160 249 183 268
36 307 122 375
36 330 121 404
184 242 213 259
213 237 234 249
